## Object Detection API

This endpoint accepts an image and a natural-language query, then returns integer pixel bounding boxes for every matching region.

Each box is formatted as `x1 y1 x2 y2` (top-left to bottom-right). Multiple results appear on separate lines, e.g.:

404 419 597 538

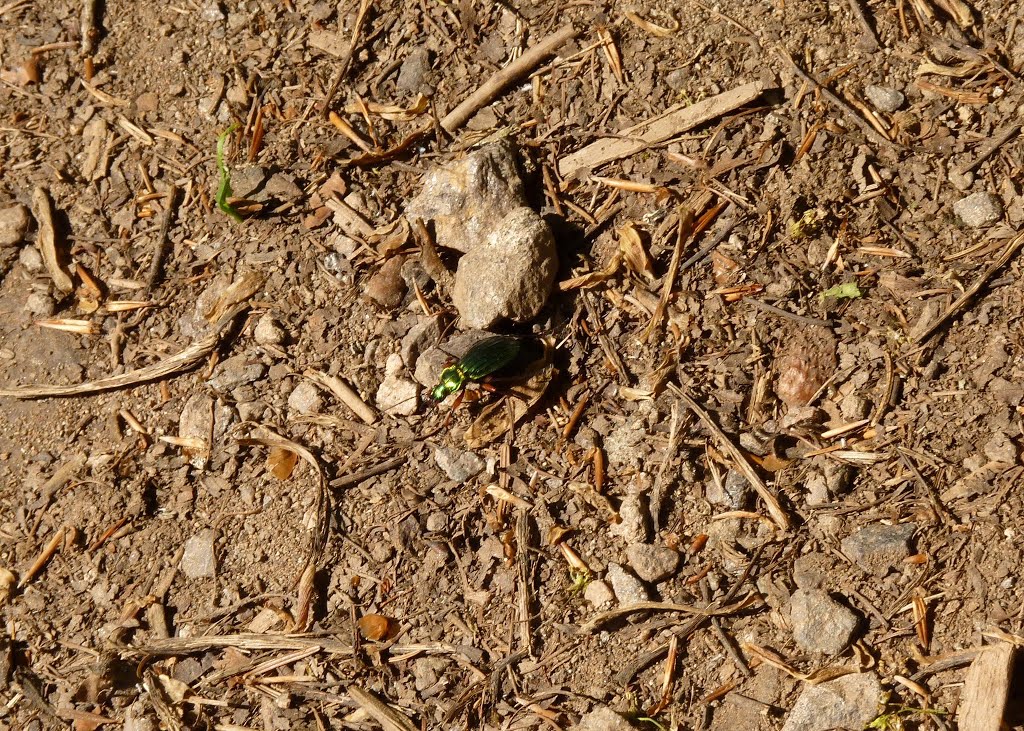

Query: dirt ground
2 0 1024 729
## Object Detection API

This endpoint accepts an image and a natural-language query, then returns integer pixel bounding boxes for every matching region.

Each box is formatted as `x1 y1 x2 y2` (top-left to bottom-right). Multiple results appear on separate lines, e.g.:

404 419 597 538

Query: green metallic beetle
430 335 522 402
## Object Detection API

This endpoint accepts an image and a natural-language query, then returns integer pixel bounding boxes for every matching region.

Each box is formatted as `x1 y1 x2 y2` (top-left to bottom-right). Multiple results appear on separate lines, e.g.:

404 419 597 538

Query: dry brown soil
2 0 1024 729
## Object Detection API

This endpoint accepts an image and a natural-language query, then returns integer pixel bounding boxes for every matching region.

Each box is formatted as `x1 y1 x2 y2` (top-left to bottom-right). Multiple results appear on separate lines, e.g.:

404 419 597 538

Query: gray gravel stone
864 84 905 112
583 579 615 609
208 354 265 390
841 523 916 576
253 314 285 346
953 191 1003 227
782 673 883 731
24 291 55 316
397 47 433 94
288 381 324 415
608 493 649 545
790 588 859 654
406 141 527 254
0 204 30 247
625 543 681 583
433 445 485 483
706 469 750 509
451 206 557 328
606 562 650 604
577 707 635 731
376 373 419 416
180 529 217 578
18 245 43 272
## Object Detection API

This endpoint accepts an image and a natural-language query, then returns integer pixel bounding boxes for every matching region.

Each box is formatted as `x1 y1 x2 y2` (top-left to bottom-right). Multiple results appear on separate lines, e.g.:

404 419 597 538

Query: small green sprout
820 282 863 301
216 124 243 222
789 208 824 239
568 568 591 595
867 704 946 730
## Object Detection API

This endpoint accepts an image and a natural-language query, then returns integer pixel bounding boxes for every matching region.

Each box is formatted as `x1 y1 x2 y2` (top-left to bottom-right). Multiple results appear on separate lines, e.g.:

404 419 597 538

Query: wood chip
957 642 1014 731
32 187 73 293
558 81 764 180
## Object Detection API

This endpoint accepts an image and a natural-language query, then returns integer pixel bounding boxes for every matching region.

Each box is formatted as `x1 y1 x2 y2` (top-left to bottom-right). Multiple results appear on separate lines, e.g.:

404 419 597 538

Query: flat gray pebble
953 191 1003 228
288 381 324 415
782 673 883 731
625 543 681 583
433 445 485 483
841 523 916 576
864 84 905 112
789 588 859 654
605 562 650 604
583 579 615 609
577 707 635 731
180 529 217 578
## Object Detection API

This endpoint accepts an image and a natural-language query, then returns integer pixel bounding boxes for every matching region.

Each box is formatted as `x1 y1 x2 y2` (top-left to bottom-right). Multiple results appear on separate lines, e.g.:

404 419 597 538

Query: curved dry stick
580 593 761 633
668 383 792 530
441 23 578 134
0 305 245 399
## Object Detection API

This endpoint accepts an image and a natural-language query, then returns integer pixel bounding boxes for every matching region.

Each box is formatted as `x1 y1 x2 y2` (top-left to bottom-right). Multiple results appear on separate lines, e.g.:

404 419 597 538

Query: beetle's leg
443 388 467 428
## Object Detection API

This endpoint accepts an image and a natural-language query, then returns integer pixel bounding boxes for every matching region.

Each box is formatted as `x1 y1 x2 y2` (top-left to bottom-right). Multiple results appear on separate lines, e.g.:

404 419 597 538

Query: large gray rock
406 141 527 254
451 206 557 328
782 673 883 731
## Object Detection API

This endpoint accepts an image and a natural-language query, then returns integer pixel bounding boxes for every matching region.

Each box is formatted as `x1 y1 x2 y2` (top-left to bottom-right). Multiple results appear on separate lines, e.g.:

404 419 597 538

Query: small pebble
864 84 905 113
625 544 681 583
782 673 883 731
364 256 407 309
605 562 650 604
608 493 649 545
18 245 43 272
577 707 635 731
253 314 285 346
841 523 916 576
397 47 433 94
208 355 265 390
789 588 859 654
0 204 30 247
953 191 1002 228
180 529 217 578
433 445 485 483
288 381 324 415
583 579 615 609
24 291 55 316
375 374 419 416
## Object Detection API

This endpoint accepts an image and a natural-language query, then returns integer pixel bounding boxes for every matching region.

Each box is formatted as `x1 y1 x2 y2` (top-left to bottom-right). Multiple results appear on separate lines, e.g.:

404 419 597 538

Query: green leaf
821 282 862 301
216 124 243 222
